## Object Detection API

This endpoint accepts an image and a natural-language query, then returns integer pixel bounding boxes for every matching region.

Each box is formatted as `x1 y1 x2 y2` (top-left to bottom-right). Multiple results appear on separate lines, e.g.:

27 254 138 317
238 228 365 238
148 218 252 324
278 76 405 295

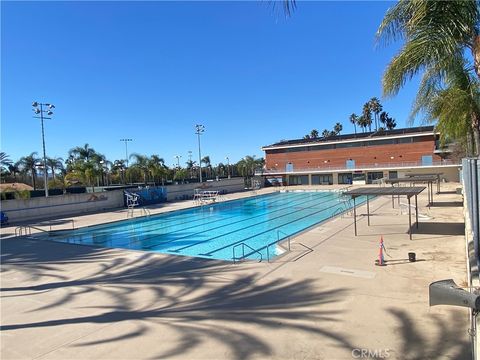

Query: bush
15 190 31 200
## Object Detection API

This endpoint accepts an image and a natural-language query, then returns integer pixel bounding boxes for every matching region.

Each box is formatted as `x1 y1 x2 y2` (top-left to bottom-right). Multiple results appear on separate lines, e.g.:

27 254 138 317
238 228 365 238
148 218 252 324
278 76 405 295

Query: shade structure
385 176 438 207
342 186 426 240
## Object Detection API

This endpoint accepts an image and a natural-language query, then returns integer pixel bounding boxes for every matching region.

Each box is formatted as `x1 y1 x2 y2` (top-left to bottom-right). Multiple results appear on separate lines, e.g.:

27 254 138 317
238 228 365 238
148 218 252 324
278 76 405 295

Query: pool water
44 191 363 261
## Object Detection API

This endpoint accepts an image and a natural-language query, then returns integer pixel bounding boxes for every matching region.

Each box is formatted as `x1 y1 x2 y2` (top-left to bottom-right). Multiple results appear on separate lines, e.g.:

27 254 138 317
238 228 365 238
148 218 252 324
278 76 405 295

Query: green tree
333 122 343 135
310 129 319 138
411 57 479 153
321 129 330 138
46 157 64 181
377 0 480 153
349 113 358 134
0 152 12 172
130 153 150 184
18 152 40 189
68 143 97 161
362 103 372 132
369 97 383 131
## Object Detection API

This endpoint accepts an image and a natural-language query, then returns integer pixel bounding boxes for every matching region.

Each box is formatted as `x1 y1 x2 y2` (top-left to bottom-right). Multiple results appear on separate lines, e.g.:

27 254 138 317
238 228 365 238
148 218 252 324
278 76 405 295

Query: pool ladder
232 243 263 264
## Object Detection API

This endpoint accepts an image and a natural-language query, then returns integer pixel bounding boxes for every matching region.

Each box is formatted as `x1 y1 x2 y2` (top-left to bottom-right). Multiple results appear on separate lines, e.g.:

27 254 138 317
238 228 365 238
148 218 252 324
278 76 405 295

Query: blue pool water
45 191 363 261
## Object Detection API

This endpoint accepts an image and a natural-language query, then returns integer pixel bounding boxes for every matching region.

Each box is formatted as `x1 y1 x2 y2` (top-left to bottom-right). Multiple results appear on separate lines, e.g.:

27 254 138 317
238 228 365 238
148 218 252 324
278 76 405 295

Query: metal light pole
32 101 55 197
174 155 182 168
195 124 205 183
225 156 230 179
188 150 193 179
120 139 132 167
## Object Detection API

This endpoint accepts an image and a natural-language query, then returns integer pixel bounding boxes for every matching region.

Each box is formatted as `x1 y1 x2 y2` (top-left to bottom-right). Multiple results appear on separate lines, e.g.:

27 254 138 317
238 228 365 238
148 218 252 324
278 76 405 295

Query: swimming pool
43 191 363 262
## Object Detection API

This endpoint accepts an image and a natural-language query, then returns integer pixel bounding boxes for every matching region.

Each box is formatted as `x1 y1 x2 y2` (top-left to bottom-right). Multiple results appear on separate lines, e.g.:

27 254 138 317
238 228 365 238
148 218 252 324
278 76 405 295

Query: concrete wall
1 190 125 223
165 178 246 201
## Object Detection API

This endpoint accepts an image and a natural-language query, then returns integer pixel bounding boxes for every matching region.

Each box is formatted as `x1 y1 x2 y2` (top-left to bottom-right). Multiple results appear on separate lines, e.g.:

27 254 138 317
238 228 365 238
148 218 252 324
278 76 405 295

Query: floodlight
47 111 53 116
32 101 38 107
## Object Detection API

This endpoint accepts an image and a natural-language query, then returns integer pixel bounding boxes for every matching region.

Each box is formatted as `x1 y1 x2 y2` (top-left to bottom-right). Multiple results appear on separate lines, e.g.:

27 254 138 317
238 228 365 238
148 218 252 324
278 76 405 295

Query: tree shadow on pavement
388 308 471 360
1 238 353 360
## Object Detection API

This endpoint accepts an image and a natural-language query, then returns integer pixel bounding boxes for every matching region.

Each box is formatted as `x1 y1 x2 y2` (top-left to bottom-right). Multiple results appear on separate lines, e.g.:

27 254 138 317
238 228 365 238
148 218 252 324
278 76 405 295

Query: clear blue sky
1 1 421 167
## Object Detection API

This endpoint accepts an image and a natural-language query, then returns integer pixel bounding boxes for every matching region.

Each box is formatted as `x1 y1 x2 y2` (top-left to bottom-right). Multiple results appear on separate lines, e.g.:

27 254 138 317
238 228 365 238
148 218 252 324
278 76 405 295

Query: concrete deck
0 184 471 359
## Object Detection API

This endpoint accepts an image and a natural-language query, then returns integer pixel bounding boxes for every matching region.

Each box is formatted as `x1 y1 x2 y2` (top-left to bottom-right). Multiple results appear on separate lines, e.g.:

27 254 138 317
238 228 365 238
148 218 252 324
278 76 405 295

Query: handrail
15 225 49 237
232 243 263 264
264 231 292 262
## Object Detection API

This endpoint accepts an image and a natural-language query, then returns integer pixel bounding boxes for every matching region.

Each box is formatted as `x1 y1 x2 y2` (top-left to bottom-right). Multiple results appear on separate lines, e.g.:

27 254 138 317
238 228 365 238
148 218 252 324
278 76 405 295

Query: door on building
388 171 398 179
346 160 356 169
367 172 384 184
286 163 294 172
338 173 353 184
311 174 333 185
288 175 309 185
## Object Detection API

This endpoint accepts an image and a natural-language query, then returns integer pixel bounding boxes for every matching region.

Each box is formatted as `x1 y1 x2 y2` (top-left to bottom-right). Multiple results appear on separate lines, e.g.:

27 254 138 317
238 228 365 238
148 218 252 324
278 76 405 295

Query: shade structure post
408 195 412 240
353 196 357 236
366 195 370 226
415 194 418 229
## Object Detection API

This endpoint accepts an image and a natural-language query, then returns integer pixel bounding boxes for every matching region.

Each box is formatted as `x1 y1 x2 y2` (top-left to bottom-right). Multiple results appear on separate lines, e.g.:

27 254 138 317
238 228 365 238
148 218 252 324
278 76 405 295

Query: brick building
260 126 459 185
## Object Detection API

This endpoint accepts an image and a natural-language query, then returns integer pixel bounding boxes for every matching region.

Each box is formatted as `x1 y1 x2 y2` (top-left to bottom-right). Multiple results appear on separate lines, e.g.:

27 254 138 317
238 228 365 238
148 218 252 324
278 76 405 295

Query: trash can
408 252 416 262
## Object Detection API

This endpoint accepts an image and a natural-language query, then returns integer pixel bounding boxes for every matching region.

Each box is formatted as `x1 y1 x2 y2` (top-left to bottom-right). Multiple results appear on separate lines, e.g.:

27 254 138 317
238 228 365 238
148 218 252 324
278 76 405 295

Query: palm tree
321 129 330 138
0 152 12 172
333 122 343 135
201 156 211 179
377 0 480 153
310 129 319 139
46 157 64 181
68 143 96 161
411 57 479 154
362 103 373 132
18 152 40 189
357 116 367 133
7 162 21 182
369 97 383 131
379 111 388 128
386 117 397 131
349 113 358 134
130 153 150 184
148 155 167 185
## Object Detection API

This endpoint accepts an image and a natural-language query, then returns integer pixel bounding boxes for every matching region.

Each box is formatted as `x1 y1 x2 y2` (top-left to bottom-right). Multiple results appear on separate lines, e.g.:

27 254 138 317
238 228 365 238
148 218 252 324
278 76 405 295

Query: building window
367 172 384 184
289 175 309 185
346 159 356 169
421 155 433 166
338 173 353 184
311 174 333 185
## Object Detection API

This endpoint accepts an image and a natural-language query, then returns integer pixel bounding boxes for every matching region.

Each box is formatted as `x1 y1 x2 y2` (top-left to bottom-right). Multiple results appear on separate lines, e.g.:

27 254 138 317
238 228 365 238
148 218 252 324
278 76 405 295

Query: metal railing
232 243 263 264
264 230 292 262
256 159 459 175
15 219 75 237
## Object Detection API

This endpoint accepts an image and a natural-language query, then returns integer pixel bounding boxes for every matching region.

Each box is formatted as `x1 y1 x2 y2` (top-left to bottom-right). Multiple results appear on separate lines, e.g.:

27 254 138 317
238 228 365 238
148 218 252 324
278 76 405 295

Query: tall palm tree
201 156 211 179
310 129 319 138
357 116 367 133
377 0 480 153
379 111 389 128
362 103 373 132
349 113 358 134
0 152 12 172
411 57 480 154
46 157 64 181
68 143 97 161
148 154 167 185
7 162 21 182
18 152 40 189
369 97 383 131
333 122 343 135
130 153 150 184
321 129 330 138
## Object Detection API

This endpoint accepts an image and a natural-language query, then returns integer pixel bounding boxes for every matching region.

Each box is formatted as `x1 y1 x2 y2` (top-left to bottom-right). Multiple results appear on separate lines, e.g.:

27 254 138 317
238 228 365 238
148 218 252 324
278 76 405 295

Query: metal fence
463 158 480 271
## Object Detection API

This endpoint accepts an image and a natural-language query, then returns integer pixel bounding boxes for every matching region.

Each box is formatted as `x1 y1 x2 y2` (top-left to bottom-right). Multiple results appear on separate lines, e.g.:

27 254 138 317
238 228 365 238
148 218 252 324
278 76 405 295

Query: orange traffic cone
375 236 387 266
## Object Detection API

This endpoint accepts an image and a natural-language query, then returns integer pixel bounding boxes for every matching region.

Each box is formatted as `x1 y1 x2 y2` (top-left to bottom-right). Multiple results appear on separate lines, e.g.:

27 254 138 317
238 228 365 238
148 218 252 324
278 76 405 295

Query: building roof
262 126 435 150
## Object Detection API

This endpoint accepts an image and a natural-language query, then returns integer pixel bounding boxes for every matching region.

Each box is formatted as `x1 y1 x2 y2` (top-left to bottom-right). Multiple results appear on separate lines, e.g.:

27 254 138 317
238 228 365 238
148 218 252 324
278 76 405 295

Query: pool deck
0 184 470 359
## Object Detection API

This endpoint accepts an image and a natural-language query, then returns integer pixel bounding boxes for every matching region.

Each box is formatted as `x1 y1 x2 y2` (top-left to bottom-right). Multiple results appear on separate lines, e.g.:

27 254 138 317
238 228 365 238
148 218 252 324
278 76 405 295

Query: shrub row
0 187 86 200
